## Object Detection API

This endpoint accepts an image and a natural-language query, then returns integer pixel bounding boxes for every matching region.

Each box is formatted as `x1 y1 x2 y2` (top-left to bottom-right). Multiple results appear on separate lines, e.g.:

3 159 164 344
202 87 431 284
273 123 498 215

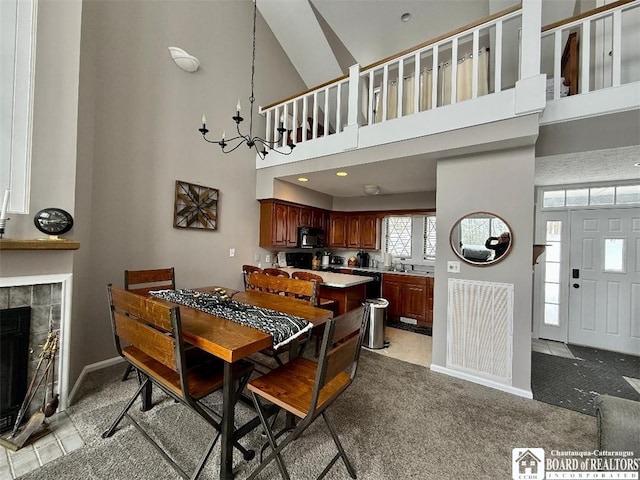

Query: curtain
437 47 489 105
373 47 488 122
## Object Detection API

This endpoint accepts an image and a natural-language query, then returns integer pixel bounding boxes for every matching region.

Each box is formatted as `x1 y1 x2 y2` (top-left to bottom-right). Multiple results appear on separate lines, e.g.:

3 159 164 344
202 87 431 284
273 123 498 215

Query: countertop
278 268 372 288
322 265 434 278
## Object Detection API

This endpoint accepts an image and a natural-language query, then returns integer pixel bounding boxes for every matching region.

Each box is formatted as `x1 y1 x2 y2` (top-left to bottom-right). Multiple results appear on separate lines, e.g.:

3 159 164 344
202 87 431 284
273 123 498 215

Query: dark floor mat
567 344 640 379
531 351 640 416
387 321 432 336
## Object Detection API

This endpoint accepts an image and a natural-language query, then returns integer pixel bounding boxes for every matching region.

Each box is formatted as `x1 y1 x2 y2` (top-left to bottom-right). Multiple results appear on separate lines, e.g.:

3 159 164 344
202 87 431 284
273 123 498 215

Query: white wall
432 143 536 395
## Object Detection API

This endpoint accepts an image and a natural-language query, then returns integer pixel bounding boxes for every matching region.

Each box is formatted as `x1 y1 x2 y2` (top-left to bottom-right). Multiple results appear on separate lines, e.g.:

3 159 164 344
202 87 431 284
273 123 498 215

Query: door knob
573 283 580 289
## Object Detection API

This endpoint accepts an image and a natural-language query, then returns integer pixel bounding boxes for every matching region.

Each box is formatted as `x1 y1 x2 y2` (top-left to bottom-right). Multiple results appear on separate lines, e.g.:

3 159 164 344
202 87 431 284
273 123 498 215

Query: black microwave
297 227 324 249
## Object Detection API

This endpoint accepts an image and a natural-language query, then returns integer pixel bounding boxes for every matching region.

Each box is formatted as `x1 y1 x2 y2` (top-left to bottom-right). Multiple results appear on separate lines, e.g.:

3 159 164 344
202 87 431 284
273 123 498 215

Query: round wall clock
34 208 74 236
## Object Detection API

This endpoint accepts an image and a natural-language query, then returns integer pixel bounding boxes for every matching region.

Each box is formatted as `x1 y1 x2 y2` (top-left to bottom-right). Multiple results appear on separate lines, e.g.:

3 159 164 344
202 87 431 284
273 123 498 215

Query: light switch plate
447 260 460 273
254 252 260 261
229 248 235 257
265 254 271 263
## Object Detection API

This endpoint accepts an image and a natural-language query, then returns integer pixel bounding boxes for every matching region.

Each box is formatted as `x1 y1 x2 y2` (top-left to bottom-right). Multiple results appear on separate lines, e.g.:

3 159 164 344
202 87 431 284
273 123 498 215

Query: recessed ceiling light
400 12 412 23
336 171 348 177
297 177 309 182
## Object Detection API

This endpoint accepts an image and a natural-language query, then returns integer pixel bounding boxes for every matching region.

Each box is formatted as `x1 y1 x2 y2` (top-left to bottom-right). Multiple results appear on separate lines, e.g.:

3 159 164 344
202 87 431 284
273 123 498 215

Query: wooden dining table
152 286 333 480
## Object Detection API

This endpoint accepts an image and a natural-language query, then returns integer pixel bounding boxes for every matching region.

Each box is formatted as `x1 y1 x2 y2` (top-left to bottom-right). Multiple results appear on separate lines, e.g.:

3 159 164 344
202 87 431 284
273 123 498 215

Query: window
542 184 640 209
422 215 436 260
385 216 412 257
543 220 562 326
1 0 37 213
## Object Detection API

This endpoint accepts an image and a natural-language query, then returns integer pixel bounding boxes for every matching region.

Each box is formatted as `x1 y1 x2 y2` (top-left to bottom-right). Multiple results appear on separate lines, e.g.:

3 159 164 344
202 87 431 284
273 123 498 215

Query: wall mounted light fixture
168 47 200 73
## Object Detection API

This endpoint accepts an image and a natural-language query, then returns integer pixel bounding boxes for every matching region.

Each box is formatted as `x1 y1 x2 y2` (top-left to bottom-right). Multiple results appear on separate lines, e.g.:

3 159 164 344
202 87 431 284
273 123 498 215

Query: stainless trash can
363 298 389 349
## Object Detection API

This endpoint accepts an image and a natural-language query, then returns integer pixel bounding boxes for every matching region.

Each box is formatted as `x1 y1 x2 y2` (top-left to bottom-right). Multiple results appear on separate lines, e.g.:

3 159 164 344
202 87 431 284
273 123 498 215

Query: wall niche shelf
0 239 80 251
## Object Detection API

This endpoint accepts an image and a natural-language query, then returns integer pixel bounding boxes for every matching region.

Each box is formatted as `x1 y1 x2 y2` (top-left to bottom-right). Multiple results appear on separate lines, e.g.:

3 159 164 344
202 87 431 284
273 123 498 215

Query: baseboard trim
430 364 533 399
67 356 125 406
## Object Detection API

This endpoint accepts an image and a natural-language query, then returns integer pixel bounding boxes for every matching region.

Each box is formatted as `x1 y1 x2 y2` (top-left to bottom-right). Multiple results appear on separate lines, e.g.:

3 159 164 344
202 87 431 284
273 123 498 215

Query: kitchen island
279 267 371 315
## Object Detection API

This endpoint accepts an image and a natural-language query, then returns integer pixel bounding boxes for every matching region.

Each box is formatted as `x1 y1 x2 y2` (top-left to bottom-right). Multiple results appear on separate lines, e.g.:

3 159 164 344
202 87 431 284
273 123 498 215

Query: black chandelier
198 1 294 160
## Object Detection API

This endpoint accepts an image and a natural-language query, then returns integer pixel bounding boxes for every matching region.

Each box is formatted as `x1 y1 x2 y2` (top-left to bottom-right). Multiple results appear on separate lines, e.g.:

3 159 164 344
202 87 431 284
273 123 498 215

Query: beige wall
433 144 536 394
0 1 306 391
333 191 436 211
70 0 305 381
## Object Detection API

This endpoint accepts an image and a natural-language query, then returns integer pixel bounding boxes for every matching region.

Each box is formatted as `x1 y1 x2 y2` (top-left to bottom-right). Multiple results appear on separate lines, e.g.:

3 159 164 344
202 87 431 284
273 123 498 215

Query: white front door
568 208 640 354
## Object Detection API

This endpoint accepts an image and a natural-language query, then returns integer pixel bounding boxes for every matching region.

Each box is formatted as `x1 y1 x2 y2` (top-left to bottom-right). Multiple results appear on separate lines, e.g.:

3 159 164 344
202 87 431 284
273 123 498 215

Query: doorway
534 186 640 355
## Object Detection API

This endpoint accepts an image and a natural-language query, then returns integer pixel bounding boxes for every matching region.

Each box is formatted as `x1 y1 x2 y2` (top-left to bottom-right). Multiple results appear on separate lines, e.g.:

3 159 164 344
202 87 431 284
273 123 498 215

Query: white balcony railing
259 5 523 150
259 0 639 158
541 0 640 101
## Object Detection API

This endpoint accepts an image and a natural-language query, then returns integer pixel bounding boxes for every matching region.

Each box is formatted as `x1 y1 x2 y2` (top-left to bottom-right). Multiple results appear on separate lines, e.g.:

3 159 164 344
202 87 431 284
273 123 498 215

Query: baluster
611 9 622 87
302 96 308 143
312 91 318 139
336 82 342 133
553 30 562 100
432 45 439 108
580 20 591 94
451 38 458 104
382 65 389 121
414 52 420 113
495 20 503 93
398 59 404 117
472 29 479 98
323 87 329 135
368 70 375 124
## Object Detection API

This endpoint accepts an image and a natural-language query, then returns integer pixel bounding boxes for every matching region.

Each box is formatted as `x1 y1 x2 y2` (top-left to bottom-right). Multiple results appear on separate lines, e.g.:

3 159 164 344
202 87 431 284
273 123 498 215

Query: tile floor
0 412 84 479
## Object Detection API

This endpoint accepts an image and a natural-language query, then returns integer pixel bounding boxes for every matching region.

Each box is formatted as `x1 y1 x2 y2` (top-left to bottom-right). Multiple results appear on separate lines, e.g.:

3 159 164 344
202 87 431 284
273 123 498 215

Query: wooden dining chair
291 271 339 357
246 273 317 305
263 268 290 278
121 267 176 381
103 286 255 479
242 265 263 290
245 272 317 370
246 305 370 480
124 267 176 296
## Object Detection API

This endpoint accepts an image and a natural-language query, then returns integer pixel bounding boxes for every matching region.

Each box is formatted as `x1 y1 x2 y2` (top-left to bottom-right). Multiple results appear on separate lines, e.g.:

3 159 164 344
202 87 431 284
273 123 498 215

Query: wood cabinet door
273 202 288 246
425 278 434 323
328 213 347 247
311 209 326 230
403 283 427 323
347 215 360 248
299 207 312 227
382 281 402 318
359 214 378 249
286 205 299 247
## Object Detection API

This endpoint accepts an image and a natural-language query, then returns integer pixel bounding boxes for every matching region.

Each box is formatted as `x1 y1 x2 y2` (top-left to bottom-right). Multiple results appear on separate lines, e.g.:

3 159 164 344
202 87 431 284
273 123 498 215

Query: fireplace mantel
0 239 80 251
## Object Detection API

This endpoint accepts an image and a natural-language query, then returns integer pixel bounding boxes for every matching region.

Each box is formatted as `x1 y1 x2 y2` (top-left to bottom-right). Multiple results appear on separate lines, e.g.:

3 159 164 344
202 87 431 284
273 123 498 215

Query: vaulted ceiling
257 0 639 197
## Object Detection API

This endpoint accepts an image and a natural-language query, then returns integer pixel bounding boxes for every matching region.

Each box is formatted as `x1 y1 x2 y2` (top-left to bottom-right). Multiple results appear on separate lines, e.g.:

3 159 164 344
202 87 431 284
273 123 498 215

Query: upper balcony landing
257 0 640 169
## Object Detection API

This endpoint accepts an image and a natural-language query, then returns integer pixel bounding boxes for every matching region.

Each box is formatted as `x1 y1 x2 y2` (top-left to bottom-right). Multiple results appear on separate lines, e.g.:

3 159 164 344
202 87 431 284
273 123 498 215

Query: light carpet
18 351 596 479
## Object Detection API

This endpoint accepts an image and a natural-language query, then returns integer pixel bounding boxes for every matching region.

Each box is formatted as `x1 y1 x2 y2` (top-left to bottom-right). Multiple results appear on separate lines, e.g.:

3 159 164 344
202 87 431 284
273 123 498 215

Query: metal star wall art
173 180 218 231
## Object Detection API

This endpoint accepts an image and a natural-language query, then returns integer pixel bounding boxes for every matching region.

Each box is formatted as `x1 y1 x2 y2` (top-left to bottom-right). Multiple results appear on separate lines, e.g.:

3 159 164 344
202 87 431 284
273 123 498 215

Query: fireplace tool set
0 330 60 451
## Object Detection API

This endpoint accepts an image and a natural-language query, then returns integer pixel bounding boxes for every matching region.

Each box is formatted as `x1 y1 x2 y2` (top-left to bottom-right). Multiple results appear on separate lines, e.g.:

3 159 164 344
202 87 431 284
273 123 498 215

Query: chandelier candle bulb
201 113 206 126
236 99 241 112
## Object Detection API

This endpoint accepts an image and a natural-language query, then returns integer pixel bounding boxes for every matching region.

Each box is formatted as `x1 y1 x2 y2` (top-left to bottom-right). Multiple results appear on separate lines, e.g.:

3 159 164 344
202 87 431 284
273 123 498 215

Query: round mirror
450 212 513 266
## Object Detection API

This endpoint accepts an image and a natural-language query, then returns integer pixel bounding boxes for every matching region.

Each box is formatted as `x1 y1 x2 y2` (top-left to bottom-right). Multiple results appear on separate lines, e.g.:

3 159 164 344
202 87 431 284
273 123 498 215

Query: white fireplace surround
0 274 73 411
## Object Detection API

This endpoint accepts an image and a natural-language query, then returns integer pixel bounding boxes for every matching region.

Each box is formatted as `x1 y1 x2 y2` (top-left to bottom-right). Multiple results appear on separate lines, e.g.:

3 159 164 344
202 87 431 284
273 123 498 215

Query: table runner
150 289 312 350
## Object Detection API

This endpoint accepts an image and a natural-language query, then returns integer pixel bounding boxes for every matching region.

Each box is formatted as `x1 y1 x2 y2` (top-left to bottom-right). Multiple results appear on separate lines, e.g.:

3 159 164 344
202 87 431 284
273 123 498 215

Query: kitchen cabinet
336 213 378 249
347 215 360 248
260 199 330 248
299 207 312 227
358 214 378 249
259 200 299 248
328 212 347 247
382 274 433 326
311 209 326 231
